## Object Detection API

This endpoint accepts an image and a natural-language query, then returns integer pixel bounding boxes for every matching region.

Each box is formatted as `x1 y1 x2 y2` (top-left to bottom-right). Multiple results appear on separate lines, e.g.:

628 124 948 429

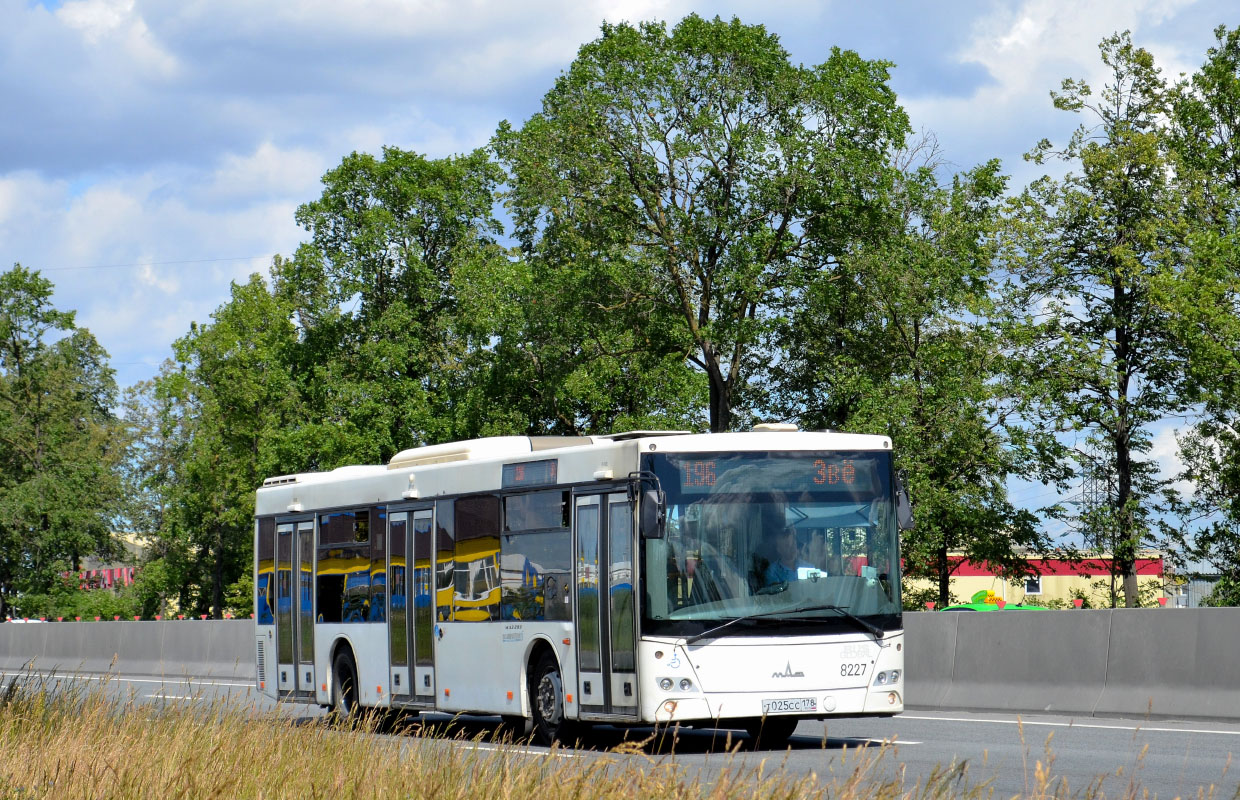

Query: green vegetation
2 17 1239 612
0 267 126 620
0 678 1176 799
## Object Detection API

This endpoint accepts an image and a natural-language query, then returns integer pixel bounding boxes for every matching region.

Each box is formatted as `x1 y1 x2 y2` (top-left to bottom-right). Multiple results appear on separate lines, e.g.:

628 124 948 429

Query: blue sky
1 0 1232 517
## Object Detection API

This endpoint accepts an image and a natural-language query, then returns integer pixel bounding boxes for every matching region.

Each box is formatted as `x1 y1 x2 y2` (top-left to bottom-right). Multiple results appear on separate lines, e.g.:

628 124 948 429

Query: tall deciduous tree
161 275 302 617
497 15 909 432
777 155 1060 607
0 265 124 618
1006 33 1194 607
1165 25 1240 604
281 147 512 462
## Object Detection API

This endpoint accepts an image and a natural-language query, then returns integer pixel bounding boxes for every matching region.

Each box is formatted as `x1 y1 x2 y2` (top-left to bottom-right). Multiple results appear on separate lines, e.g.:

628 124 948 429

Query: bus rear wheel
529 652 577 746
332 651 360 722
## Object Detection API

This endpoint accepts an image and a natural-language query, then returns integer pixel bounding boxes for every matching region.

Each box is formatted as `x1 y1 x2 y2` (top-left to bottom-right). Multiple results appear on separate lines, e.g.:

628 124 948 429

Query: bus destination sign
502 459 558 489
669 454 879 495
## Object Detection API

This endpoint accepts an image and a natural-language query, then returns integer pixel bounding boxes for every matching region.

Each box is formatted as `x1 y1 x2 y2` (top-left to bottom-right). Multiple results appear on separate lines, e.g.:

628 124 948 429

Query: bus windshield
641 451 902 638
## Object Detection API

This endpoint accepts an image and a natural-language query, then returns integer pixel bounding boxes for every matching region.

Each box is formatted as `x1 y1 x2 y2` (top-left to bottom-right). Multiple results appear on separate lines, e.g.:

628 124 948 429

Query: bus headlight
659 678 674 691
873 670 901 686
679 678 693 691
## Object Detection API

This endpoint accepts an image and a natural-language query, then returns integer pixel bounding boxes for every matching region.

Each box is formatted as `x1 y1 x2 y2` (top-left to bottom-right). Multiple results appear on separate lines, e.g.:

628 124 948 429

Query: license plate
761 697 817 714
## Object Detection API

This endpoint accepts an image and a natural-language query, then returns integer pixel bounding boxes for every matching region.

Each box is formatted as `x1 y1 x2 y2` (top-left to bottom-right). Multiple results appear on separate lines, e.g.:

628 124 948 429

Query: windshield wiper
683 603 884 644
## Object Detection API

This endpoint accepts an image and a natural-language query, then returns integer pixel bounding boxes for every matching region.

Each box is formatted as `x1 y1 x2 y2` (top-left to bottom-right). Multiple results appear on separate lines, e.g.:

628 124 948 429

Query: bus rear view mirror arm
896 471 914 532
629 470 666 539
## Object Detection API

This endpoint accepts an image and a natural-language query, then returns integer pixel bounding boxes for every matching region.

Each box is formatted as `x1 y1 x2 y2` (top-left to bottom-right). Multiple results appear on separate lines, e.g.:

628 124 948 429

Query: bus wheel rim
537 674 560 724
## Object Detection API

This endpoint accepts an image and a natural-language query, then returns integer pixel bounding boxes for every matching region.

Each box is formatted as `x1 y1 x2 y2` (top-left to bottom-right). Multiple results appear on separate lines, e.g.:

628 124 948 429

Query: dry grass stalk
0 675 1160 799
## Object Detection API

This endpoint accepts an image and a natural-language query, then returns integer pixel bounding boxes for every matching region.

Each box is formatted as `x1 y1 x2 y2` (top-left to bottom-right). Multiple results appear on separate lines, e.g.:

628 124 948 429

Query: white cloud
57 0 179 78
205 143 325 205
900 0 1213 181
0 0 1230 433
0 159 301 388
1150 422 1196 498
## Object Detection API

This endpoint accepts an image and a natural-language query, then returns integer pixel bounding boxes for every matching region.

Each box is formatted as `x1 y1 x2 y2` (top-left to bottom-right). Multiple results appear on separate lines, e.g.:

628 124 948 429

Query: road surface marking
902 714 1240 736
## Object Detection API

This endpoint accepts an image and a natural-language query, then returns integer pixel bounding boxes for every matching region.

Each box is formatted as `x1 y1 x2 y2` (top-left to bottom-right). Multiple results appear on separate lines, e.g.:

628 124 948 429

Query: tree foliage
0 265 125 619
281 146 512 461
497 14 910 431
11 20 1240 614
136 276 303 617
1005 33 1197 606
777 152 1059 605
1164 25 1240 604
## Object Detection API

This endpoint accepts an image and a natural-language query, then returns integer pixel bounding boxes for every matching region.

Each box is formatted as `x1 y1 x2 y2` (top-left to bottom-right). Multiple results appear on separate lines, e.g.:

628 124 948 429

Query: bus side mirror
896 474 914 531
640 488 666 539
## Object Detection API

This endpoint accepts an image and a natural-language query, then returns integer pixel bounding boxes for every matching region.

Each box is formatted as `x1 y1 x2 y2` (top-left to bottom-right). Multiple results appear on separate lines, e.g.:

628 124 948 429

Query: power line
39 256 275 273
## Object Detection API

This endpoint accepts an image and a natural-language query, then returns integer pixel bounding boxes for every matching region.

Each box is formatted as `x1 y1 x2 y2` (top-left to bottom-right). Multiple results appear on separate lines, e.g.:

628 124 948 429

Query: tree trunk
1114 278 1140 608
706 361 731 433
213 524 225 619
937 543 951 608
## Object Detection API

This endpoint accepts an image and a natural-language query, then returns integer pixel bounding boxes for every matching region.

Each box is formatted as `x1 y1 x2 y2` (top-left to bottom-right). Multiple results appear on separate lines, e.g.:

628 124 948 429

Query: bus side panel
255 517 277 698
435 621 573 716
314 623 390 708
256 629 277 699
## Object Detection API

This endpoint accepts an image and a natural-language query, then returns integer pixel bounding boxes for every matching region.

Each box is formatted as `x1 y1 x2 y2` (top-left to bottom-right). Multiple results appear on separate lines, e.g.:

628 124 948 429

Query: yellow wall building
907 552 1167 608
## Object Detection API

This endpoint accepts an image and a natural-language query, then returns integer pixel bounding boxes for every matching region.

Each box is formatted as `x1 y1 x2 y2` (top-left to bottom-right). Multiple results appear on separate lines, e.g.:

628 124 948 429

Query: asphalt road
11 672 1240 798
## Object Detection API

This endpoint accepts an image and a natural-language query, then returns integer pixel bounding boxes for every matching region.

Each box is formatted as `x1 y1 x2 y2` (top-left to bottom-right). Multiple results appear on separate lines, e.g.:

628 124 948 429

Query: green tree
777 154 1058 607
1006 33 1194 607
161 274 303 617
119 367 200 616
453 231 710 436
0 265 125 619
281 147 512 460
1164 25 1240 604
1169 25 1240 216
497 15 910 432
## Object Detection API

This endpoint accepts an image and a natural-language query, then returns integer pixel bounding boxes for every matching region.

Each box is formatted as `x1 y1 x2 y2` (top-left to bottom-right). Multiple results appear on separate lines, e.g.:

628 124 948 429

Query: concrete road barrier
938 609 1113 715
0 620 252 682
2 609 1238 721
904 611 957 709
204 620 254 679
0 624 47 673
1094 608 1240 719
904 607 1240 721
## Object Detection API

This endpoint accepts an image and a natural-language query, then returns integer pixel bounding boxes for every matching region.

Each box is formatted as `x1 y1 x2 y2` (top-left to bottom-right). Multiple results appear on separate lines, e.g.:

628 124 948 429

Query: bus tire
529 651 576 746
744 715 798 749
331 650 361 722
499 714 530 741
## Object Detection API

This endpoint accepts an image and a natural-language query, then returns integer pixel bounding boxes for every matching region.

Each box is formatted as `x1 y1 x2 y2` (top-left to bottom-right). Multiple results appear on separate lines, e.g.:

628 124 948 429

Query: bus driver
760 526 815 586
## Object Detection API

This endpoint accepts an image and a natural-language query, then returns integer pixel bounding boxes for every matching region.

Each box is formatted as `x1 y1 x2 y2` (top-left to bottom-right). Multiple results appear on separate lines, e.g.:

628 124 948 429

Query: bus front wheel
332 651 360 722
744 715 798 749
529 652 576 746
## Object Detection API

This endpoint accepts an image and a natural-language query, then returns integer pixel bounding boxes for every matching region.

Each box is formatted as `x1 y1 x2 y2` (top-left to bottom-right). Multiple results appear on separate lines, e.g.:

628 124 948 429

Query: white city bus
254 427 910 746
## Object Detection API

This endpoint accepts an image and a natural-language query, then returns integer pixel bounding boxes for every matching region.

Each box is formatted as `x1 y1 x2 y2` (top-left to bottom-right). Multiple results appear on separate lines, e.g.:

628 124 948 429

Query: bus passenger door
295 520 315 693
276 519 315 695
388 511 410 696
574 491 639 719
389 505 434 703
411 508 436 703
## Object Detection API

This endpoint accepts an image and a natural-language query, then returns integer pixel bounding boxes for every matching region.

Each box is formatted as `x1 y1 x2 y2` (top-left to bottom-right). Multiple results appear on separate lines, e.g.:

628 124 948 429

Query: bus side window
435 500 455 622
369 506 387 622
454 495 501 621
256 517 276 625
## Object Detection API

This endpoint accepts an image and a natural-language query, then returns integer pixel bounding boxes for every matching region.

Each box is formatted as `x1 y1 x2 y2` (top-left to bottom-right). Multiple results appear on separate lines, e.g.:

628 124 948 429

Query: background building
907 552 1166 607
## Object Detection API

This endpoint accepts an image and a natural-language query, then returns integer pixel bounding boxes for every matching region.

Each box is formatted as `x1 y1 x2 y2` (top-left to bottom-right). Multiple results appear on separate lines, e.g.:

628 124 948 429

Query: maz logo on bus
772 661 805 679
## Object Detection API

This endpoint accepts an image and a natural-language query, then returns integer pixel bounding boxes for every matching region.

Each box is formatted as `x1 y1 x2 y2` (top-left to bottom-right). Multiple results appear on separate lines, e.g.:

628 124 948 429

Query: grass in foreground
0 675 1197 799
